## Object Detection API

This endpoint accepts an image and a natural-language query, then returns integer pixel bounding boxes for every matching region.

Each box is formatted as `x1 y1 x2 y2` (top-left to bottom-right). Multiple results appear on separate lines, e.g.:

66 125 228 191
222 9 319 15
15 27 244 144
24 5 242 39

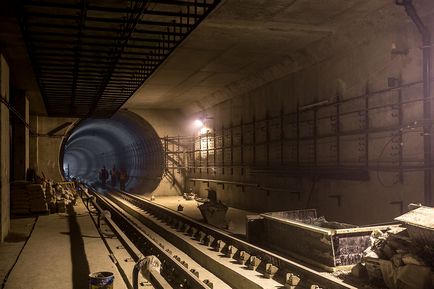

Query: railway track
86 187 357 289
87 192 222 289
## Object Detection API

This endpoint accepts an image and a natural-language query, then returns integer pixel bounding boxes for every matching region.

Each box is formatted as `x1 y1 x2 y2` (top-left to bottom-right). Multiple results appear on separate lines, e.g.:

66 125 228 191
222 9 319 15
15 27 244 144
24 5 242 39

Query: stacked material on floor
11 180 78 215
11 181 48 215
10 181 31 215
354 204 434 289
28 184 48 213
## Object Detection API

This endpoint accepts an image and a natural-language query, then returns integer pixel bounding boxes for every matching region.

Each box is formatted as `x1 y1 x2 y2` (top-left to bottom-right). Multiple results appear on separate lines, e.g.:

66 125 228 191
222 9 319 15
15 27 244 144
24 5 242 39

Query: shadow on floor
59 232 102 239
66 203 90 289
4 232 29 243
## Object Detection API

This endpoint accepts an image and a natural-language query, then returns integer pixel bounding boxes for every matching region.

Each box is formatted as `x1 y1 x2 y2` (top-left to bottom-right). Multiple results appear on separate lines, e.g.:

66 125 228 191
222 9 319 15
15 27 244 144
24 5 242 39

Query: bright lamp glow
193 119 204 128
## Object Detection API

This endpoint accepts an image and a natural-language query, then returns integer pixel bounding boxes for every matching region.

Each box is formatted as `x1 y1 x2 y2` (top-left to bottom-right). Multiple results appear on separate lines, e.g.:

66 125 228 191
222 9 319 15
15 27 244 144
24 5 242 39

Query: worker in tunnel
99 166 109 187
110 165 117 188
119 167 129 191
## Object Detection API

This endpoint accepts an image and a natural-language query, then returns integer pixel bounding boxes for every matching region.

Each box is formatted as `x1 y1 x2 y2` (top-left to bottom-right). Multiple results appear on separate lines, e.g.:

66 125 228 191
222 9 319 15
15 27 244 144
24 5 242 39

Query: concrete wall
186 6 434 225
34 116 76 181
129 108 187 196
30 109 185 196
11 90 29 181
19 3 434 225
29 114 38 174
128 108 187 137
0 54 10 241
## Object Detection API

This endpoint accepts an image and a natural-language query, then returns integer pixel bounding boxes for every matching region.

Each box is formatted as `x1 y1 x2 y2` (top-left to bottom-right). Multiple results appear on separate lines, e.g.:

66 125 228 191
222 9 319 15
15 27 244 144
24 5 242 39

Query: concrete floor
0 217 36 286
0 200 129 289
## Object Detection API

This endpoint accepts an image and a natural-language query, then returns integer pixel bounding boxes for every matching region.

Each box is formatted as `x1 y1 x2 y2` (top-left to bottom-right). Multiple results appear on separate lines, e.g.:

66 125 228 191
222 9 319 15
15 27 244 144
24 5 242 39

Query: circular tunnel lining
61 110 164 194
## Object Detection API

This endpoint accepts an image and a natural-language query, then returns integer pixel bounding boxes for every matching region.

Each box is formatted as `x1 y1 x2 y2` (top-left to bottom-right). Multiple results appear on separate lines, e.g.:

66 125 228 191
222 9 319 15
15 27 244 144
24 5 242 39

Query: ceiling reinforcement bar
18 0 222 118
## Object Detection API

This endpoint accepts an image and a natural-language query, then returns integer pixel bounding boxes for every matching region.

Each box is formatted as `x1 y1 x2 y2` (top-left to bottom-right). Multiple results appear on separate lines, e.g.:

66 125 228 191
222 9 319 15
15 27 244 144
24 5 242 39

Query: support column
0 54 10 242
11 89 29 181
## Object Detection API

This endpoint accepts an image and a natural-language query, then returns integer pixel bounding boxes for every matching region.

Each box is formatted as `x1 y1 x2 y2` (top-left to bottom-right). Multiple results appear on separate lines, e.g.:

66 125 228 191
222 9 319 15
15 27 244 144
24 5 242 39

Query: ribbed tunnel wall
61 110 164 194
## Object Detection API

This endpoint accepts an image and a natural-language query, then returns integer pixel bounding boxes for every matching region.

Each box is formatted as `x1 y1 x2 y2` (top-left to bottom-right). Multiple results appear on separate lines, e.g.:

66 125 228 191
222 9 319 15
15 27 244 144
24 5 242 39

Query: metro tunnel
1 0 434 289
61 110 164 194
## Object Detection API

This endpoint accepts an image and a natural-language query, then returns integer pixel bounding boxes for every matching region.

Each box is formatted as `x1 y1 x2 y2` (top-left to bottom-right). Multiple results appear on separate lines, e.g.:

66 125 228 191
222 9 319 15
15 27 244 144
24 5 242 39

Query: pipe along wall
61 110 164 194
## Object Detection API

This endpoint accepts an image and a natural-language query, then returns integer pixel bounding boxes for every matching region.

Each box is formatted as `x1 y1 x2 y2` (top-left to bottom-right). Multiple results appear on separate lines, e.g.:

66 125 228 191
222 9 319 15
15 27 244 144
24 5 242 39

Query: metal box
256 209 396 270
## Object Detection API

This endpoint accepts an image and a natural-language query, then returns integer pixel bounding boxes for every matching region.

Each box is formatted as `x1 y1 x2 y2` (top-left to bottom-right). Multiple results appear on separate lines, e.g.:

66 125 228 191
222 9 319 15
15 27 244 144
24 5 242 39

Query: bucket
89 271 114 289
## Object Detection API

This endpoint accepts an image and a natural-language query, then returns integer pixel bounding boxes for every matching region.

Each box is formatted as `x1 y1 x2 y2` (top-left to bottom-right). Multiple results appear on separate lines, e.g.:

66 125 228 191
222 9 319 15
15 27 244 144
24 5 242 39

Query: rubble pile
45 181 77 213
353 205 434 289
44 181 56 212
297 216 354 229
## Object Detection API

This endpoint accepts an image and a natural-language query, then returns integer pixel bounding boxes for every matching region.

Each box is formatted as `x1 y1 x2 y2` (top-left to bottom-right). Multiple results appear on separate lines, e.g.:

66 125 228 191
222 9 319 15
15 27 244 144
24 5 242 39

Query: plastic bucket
89 271 114 289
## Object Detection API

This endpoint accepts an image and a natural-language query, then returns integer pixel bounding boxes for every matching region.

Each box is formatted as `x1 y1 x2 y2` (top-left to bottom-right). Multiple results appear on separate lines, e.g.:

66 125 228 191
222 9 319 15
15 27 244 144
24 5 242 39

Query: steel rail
115 190 357 289
79 185 175 289
106 192 282 289
81 186 211 289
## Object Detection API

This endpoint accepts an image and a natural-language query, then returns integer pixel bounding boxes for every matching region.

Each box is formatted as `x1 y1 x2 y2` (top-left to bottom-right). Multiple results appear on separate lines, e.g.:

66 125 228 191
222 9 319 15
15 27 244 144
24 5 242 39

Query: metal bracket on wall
259 187 302 200
189 178 258 193
235 184 246 192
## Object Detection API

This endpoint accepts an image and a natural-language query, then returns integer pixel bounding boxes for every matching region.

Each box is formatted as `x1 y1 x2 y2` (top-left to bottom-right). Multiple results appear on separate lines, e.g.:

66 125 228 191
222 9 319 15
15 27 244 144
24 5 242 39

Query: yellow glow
199 127 210 135
193 119 204 128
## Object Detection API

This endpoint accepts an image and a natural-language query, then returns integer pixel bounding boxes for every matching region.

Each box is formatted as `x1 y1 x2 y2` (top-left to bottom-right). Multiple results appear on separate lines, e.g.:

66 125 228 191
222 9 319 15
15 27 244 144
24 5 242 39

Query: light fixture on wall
193 119 204 128
192 114 214 134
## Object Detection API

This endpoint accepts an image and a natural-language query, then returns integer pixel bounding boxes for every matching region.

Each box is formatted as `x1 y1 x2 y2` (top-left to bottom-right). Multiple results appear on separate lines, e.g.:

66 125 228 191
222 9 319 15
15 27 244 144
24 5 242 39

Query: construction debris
183 191 196 200
197 189 228 228
355 204 434 289
51 182 77 213
198 201 228 228
183 188 196 200
13 179 80 214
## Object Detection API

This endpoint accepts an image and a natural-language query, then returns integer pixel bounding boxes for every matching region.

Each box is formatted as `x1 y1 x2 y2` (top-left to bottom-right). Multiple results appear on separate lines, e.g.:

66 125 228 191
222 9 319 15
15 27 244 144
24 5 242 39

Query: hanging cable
0 94 36 135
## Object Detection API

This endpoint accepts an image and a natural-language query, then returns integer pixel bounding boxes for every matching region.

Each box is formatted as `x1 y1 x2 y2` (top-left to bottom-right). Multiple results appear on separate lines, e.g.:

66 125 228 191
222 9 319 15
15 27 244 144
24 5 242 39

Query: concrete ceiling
0 1 46 115
124 0 391 112
1 0 432 117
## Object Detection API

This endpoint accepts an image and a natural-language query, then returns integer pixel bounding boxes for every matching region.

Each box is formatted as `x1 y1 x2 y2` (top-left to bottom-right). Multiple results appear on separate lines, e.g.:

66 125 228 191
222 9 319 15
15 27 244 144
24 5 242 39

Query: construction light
193 119 204 128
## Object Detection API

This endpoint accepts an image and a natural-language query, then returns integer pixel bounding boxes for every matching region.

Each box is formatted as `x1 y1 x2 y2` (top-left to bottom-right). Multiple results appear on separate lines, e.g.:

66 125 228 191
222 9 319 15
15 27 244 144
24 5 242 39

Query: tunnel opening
60 110 164 194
